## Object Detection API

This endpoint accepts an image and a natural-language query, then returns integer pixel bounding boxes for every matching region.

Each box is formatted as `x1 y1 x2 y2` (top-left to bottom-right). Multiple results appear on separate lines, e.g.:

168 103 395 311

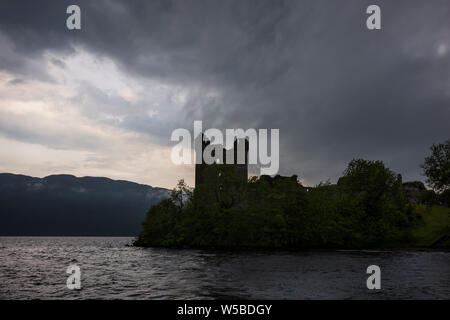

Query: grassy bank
405 205 450 249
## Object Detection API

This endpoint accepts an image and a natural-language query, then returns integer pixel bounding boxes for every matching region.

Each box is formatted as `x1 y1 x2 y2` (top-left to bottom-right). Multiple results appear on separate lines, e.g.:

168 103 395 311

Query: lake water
0 237 448 299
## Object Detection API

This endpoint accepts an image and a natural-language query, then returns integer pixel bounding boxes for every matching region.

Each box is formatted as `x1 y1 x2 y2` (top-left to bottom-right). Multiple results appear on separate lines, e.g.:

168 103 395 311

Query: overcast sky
0 0 449 188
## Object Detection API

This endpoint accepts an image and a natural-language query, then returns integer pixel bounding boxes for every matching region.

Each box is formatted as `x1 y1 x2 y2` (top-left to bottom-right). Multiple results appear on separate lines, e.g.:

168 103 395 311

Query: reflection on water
0 237 448 299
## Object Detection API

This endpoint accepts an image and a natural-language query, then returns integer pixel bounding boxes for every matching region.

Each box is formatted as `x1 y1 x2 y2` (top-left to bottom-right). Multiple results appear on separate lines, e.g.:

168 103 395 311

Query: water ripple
0 237 449 299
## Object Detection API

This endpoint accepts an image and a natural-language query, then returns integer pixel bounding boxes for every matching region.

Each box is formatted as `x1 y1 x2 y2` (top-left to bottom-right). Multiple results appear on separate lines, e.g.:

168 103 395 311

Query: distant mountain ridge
0 173 169 236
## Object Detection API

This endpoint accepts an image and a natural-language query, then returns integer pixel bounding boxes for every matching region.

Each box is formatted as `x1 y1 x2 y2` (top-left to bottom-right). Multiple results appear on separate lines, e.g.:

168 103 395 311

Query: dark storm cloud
0 0 449 184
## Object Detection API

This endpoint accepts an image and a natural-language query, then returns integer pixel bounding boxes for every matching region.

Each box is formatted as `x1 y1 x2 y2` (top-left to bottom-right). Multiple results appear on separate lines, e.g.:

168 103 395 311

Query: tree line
134 139 450 249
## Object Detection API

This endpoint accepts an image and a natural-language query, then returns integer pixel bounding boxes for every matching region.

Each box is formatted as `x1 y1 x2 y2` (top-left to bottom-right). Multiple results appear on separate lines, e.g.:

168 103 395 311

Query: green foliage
406 205 450 248
418 190 439 206
439 189 450 207
337 159 408 244
170 179 193 211
133 199 179 247
134 158 426 249
421 139 450 192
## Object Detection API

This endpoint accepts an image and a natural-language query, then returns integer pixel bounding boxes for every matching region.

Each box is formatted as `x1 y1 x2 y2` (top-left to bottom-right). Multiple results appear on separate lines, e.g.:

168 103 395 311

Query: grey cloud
0 112 103 151
0 0 449 185
50 58 66 69
7 78 25 85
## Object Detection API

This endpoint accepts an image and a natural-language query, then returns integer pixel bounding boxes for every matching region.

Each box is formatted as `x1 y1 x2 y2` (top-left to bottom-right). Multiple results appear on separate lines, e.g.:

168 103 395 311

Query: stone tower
195 134 249 188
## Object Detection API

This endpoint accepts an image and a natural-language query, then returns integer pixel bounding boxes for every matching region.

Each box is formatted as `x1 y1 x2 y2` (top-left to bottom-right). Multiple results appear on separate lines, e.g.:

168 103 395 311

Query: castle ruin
195 134 249 187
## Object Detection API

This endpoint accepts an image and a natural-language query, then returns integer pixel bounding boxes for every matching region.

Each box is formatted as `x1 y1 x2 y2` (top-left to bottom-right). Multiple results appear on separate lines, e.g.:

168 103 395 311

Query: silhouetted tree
421 139 450 192
337 159 408 243
170 179 192 211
